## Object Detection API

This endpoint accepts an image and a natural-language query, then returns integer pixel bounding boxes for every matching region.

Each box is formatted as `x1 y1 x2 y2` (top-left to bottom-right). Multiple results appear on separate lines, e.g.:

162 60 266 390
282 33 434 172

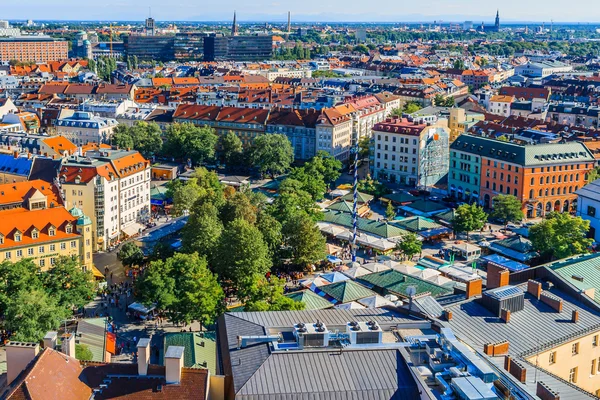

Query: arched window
551 188 555 195
530 189 534 198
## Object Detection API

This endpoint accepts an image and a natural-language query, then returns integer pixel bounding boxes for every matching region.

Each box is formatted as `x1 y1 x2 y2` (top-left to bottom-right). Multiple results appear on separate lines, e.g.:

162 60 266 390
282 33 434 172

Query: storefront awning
122 222 145 237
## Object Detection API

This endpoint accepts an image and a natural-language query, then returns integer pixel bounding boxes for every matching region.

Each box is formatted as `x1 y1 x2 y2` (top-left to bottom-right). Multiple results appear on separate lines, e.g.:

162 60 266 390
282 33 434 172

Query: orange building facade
0 38 68 63
451 135 596 219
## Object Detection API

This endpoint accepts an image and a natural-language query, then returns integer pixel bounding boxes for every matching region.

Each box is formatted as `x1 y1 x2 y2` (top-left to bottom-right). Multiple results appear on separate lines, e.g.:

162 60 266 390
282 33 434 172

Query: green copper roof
323 210 410 239
382 192 417 204
69 206 84 218
547 253 600 303
392 216 442 232
435 209 456 223
357 269 453 299
326 200 354 213
163 332 217 374
319 280 378 304
341 191 374 204
405 200 448 213
286 290 334 310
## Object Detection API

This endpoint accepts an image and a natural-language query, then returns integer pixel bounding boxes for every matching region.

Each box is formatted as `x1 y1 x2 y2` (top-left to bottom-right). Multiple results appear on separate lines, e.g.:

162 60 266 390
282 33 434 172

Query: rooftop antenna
351 117 359 263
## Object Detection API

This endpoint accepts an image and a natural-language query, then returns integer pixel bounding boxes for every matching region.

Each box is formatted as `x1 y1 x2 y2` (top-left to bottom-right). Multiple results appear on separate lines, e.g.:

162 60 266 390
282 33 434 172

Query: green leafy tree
390 108 403 118
272 179 323 223
181 202 223 258
117 242 144 268
453 59 466 70
403 102 423 114
112 122 163 158
244 276 305 311
219 191 258 226
529 212 592 260
587 166 600 183
0 259 41 316
136 253 224 326
112 125 134 149
249 134 294 178
171 179 201 217
490 195 524 225
76 344 94 361
396 232 422 260
5 289 70 342
385 201 396 220
220 131 244 166
42 256 94 309
256 212 283 262
213 218 272 292
163 123 218 165
358 136 372 159
281 213 327 268
308 151 343 186
289 166 327 201
452 204 487 240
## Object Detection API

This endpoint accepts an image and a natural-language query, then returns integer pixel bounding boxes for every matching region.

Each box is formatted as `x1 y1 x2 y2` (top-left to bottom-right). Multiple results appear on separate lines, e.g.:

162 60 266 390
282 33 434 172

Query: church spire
495 9 500 29
232 11 238 36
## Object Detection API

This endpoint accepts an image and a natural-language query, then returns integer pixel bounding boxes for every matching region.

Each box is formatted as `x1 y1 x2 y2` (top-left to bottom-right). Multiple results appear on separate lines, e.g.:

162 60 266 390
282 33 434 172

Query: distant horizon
3 0 600 24
5 19 600 25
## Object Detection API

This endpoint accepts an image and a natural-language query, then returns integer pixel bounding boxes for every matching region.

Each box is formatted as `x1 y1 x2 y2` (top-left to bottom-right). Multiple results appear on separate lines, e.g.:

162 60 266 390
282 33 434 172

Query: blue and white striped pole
352 136 359 263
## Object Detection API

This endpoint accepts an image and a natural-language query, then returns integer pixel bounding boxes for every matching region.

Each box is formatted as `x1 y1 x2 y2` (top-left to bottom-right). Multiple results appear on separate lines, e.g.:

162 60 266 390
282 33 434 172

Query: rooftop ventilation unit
294 321 329 348
480 285 525 317
346 321 383 345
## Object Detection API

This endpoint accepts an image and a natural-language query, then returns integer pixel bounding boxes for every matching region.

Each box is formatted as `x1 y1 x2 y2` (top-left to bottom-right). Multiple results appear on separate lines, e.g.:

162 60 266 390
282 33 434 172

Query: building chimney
165 346 185 384
527 280 542 300
466 278 483 299
572 310 579 323
540 292 563 312
43 331 58 350
13 151 18 159
501 308 511 323
537 381 561 400
137 338 151 376
487 264 509 289
6 342 40 385
443 310 452 321
504 355 512 371
61 333 75 358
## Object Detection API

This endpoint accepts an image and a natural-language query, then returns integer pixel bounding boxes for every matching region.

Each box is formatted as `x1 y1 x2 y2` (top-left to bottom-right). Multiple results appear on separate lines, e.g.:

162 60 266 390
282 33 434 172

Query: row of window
531 174 579 185
4 240 77 260
485 171 519 184
377 135 418 145
0 225 72 244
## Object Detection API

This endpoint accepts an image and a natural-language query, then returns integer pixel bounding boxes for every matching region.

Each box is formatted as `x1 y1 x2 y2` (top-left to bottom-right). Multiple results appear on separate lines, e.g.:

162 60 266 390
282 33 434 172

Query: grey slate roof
235 349 418 400
439 283 600 399
219 309 422 400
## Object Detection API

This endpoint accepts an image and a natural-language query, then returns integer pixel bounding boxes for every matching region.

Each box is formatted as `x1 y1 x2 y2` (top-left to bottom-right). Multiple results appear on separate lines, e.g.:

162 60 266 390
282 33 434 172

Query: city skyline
2 0 600 23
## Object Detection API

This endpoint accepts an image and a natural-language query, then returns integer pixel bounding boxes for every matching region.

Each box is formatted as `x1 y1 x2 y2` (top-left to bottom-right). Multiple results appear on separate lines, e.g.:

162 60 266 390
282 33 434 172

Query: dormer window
66 224 73 234
0 234 4 244
75 175 81 184
14 231 21 242
48 226 56 237
31 229 39 239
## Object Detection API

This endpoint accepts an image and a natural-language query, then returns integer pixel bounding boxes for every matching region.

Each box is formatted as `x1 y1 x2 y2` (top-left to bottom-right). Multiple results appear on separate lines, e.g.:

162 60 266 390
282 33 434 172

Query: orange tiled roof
0 206 80 250
0 179 62 207
111 152 149 178
42 136 77 155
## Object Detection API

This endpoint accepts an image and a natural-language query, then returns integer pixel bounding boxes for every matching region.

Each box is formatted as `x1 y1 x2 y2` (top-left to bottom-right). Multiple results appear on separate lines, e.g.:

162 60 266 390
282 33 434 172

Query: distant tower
232 11 238 36
287 11 291 33
495 10 500 31
146 7 155 36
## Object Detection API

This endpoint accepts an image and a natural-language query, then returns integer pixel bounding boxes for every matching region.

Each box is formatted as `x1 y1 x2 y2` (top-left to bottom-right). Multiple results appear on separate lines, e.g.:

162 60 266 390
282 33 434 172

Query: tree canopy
112 122 163 158
136 253 224 325
244 276 305 312
163 123 218 165
0 257 94 341
490 195 524 225
117 242 144 269
396 232 422 261
248 134 294 178
452 204 487 240
529 212 592 260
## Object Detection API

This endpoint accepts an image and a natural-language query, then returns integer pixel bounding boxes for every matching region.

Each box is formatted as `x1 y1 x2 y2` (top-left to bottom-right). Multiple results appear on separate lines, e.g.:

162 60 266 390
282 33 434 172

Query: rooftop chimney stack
137 338 151 376
61 333 75 358
165 346 185 384
466 278 483 299
43 331 58 350
487 264 510 289
527 280 542 300
6 342 39 385
572 310 579 323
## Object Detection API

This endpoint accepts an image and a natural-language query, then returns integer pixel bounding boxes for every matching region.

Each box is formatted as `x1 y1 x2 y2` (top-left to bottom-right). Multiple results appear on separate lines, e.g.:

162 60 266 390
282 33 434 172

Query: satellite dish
406 286 417 297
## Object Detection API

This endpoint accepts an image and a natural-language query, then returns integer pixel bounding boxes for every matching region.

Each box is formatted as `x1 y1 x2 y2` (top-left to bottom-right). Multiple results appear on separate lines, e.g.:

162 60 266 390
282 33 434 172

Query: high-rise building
287 11 291 33
203 34 272 61
0 36 68 63
0 20 20 37
123 35 175 61
174 32 207 61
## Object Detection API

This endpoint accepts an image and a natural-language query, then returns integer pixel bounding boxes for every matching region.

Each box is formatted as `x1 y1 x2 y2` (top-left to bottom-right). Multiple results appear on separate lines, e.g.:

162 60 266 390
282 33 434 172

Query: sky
2 0 600 23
